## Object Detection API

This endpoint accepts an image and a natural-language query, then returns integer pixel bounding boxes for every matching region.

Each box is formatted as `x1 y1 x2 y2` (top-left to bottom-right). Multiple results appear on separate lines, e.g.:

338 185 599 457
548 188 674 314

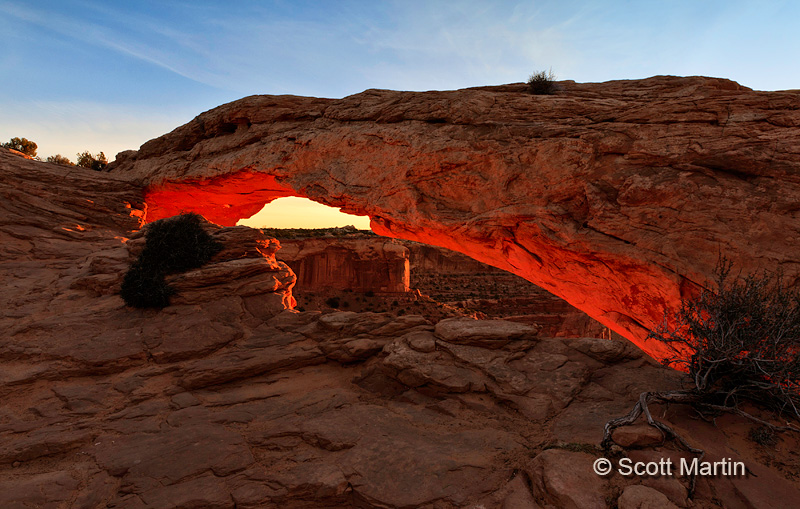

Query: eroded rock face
107 76 800 360
3 149 800 507
277 237 409 293
127 221 297 312
0 149 296 372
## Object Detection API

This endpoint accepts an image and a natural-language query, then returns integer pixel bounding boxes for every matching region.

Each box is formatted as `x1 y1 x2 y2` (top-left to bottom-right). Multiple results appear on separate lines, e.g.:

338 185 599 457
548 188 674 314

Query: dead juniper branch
603 259 800 494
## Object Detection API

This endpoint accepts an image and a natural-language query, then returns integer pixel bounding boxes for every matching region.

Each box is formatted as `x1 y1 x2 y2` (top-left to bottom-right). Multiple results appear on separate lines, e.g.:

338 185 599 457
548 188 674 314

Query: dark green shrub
120 262 174 308
137 213 222 273
325 297 340 308
120 213 222 308
527 69 557 95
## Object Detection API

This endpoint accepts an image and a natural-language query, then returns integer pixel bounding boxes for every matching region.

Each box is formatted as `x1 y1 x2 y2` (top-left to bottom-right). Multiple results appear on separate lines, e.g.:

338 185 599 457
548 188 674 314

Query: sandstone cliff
108 76 800 360
277 237 409 293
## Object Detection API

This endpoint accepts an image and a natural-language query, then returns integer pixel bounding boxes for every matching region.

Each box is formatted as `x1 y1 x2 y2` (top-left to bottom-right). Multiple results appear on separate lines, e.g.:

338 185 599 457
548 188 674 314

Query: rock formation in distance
277 237 410 293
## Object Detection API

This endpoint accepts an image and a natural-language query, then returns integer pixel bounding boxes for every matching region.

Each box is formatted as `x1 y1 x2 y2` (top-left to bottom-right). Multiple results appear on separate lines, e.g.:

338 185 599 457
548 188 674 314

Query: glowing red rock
110 76 800 362
144 171 294 226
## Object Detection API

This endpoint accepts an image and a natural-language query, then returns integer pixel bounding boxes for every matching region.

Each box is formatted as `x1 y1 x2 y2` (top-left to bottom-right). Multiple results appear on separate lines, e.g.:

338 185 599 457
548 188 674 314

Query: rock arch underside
109 76 800 362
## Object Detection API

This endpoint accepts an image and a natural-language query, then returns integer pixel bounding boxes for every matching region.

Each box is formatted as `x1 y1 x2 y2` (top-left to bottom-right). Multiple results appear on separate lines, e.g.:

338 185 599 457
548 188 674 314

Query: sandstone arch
109 76 800 361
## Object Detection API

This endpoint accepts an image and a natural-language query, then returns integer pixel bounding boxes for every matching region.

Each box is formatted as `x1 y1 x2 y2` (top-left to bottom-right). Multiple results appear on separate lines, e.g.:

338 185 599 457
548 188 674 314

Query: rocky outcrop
108 76 800 360
5 301 800 507
128 221 297 312
3 148 800 507
0 148 296 372
277 237 409 293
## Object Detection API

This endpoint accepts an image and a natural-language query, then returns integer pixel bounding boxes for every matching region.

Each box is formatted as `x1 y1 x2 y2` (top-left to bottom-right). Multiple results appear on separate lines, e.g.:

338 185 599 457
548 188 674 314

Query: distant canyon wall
276 237 410 293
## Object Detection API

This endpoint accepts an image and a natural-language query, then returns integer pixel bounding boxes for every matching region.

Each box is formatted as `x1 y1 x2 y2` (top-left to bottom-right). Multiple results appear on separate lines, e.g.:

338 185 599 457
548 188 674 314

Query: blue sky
2 1 798 163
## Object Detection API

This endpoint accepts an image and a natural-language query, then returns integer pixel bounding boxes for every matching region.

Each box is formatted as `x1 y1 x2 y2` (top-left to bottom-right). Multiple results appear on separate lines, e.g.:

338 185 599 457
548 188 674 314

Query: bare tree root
602 391 705 494
602 390 800 497
602 391 702 452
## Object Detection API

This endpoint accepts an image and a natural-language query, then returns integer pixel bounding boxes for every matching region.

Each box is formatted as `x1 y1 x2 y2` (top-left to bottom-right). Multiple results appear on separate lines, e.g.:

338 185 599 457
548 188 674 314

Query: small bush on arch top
527 69 557 95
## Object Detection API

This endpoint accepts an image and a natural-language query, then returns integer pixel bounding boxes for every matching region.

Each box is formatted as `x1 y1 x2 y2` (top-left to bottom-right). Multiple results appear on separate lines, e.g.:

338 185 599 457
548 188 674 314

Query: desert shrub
46 154 73 166
749 425 778 447
76 150 108 171
526 69 557 95
120 213 222 308
137 213 222 273
3 137 37 157
653 259 800 416
120 262 174 308
325 297 340 308
603 259 800 492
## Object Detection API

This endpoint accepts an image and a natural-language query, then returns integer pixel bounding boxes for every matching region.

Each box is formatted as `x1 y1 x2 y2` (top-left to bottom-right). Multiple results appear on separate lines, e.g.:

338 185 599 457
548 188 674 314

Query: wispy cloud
0 1 229 89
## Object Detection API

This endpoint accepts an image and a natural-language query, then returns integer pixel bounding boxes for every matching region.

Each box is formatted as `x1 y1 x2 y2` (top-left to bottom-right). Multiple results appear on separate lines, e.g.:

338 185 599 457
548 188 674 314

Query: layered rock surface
277 237 410 293
405 240 614 337
3 148 800 507
108 76 800 360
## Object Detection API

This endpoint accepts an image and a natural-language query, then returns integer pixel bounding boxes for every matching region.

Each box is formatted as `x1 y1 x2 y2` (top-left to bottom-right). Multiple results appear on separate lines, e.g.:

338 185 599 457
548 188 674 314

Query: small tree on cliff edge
76 150 108 171
46 154 74 166
603 259 800 493
2 137 37 157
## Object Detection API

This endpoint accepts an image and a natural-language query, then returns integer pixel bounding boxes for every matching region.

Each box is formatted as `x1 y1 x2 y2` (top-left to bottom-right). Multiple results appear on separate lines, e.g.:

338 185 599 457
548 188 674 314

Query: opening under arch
237 196 371 230
139 167 678 361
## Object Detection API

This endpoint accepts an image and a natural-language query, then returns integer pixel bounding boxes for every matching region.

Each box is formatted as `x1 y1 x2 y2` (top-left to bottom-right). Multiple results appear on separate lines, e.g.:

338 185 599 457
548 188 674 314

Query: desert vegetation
603 259 800 490
526 68 557 95
46 154 74 166
76 150 108 171
120 213 222 308
2 137 37 157
2 136 109 168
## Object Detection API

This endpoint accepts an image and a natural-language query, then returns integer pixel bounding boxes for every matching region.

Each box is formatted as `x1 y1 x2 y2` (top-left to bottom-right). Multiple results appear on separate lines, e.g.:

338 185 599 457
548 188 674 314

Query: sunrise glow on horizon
236 196 372 230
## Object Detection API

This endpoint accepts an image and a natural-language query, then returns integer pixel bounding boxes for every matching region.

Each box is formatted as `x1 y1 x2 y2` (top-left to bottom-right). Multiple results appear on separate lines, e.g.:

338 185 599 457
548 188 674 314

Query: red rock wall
277 238 410 293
